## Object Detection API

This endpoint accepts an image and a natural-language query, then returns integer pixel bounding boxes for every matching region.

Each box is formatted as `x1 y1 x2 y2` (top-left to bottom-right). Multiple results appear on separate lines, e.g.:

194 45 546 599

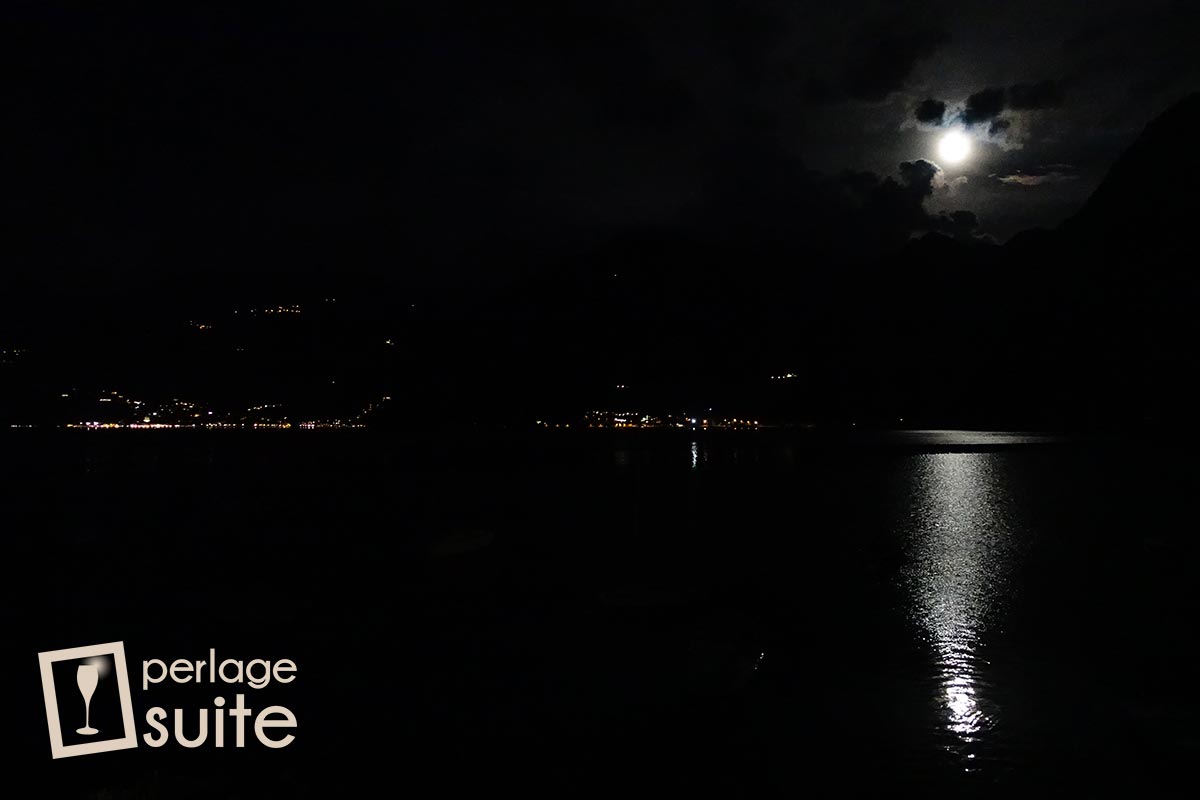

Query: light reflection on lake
901 452 1019 764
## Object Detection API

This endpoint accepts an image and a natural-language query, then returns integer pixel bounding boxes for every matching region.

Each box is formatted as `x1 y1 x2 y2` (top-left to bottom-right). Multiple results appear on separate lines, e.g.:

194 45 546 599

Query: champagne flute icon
76 664 100 735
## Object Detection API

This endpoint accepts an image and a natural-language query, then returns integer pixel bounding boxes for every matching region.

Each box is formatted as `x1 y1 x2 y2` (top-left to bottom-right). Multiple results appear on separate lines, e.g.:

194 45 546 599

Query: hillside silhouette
427 92 1200 429
3 93 1199 429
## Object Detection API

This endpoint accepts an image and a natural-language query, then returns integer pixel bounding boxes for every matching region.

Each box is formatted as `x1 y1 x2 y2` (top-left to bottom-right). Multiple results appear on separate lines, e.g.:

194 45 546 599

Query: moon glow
938 130 971 165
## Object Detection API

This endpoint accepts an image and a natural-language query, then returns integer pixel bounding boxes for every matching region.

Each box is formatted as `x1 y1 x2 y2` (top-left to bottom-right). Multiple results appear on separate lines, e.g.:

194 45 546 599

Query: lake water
4 429 1197 796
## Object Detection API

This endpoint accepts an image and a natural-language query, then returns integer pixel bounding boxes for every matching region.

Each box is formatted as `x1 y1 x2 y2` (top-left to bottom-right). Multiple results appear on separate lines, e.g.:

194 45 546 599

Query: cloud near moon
915 98 948 124
911 80 1066 150
992 164 1079 186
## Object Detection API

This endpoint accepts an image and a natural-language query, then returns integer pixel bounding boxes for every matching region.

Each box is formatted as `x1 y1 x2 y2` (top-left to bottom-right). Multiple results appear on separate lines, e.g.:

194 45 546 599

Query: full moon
938 130 971 164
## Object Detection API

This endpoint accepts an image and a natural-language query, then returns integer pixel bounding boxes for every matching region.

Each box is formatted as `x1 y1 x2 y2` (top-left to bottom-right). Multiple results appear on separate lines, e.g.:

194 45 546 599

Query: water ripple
900 453 1018 763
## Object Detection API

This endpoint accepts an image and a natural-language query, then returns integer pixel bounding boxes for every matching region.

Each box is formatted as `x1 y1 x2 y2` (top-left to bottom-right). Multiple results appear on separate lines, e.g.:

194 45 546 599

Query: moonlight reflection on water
903 453 1018 762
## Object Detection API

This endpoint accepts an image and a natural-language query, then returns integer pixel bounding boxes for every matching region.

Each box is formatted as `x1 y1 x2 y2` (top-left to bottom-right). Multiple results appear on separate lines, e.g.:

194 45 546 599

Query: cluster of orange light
574 411 764 429
233 305 302 316
60 393 383 431
296 421 366 429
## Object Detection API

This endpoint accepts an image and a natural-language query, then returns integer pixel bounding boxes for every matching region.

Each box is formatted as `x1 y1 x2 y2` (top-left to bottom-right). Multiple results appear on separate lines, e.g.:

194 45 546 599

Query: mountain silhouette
1064 91 1200 254
5 94 1200 430
998 91 1200 426
776 91 1200 429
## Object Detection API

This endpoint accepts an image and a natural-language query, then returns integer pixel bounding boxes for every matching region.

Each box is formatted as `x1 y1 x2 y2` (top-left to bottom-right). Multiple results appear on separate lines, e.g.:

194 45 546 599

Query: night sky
7 8 1200 795
5 1 1197 296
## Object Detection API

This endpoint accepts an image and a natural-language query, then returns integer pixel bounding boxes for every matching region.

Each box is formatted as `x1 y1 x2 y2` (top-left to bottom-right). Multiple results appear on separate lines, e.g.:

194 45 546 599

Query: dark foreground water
3 429 1198 797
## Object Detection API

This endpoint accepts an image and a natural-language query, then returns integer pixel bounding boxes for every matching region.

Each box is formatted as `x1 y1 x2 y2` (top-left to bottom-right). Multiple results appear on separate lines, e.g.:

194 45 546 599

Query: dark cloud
915 98 947 124
898 159 941 196
896 162 988 241
896 162 986 241
1008 80 1064 109
943 209 979 229
801 77 840 106
931 209 986 242
698 149 988 260
1128 70 1176 100
12 0 1139 278
955 80 1064 133
962 87 1007 125
842 22 949 102
821 159 986 251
